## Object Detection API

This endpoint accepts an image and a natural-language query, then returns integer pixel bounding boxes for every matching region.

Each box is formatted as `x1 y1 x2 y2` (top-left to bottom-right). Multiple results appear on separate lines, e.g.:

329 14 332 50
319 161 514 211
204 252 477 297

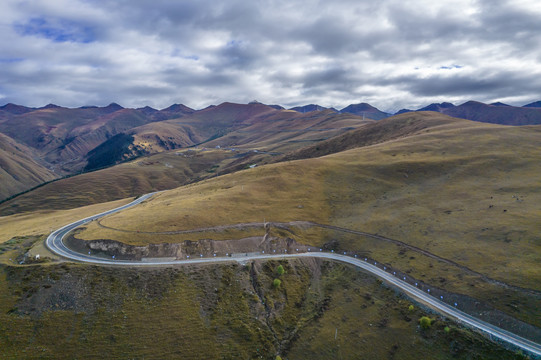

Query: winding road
45 192 541 358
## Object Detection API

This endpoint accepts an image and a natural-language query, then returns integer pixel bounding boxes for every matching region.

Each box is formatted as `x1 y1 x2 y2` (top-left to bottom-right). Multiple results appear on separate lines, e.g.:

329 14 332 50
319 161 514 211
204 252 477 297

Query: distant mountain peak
0 103 35 114
339 103 390 120
340 102 378 112
461 100 484 106
267 104 285 110
490 102 511 107
395 109 412 115
522 100 541 108
137 106 158 115
433 100 541 125
42 103 61 109
417 102 455 112
105 103 124 111
160 104 194 113
290 104 329 113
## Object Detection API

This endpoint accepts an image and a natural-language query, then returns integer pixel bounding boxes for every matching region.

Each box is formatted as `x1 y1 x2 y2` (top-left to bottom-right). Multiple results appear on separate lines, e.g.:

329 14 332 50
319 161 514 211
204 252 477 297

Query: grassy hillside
0 259 522 359
0 198 132 244
0 133 58 201
0 149 234 215
273 111 455 162
74 113 541 331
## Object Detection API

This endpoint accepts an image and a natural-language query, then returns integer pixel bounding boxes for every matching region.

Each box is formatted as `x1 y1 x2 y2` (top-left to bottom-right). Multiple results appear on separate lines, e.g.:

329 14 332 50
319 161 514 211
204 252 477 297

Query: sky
1 0 540 112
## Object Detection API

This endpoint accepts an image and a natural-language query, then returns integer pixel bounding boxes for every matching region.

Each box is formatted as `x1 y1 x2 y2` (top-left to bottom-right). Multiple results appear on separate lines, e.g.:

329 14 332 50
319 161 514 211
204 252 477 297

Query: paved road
45 193 541 358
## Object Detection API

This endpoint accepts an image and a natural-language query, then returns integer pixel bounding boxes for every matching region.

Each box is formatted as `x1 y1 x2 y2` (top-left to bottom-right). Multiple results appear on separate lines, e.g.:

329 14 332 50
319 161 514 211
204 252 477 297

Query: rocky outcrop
65 232 309 261
65 235 183 260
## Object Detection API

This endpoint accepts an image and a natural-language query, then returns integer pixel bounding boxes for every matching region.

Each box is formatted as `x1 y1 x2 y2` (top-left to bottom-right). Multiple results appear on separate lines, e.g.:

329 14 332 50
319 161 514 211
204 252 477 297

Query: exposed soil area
66 225 310 261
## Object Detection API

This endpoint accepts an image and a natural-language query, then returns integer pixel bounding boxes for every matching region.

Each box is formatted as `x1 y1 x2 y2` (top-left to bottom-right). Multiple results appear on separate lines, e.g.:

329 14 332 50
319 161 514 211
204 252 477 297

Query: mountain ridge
1 98 541 202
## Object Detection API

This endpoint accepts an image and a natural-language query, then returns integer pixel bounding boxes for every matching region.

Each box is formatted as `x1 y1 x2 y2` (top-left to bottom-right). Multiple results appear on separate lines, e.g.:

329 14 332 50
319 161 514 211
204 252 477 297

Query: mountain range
396 100 541 125
1 98 541 202
288 99 541 125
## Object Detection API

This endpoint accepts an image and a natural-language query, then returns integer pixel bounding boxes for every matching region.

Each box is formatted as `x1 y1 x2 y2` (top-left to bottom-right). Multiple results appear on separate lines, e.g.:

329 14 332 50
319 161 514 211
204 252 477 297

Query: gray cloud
0 0 540 111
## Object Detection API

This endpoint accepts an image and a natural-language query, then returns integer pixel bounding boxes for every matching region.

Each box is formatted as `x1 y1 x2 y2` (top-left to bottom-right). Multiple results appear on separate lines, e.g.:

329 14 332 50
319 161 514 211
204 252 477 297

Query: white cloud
0 0 539 111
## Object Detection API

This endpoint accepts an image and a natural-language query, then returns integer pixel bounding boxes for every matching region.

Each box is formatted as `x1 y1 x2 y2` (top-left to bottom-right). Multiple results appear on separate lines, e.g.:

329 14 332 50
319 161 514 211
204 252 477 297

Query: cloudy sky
1 0 540 112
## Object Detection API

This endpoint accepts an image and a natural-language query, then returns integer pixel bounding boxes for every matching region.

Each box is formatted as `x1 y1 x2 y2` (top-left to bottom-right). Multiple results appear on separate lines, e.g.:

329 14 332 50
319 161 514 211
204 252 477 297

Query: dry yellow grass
0 198 132 243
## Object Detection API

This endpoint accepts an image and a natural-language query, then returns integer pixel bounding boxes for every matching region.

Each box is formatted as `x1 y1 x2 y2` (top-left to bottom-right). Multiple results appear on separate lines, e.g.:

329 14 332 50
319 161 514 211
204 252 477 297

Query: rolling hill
77 112 541 287
0 133 58 200
0 148 236 215
4 98 539 204
73 112 541 332
273 111 455 162
0 101 369 183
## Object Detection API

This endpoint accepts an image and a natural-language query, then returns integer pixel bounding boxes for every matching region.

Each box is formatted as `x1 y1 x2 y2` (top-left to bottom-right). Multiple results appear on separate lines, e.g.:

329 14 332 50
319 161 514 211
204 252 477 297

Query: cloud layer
1 0 540 111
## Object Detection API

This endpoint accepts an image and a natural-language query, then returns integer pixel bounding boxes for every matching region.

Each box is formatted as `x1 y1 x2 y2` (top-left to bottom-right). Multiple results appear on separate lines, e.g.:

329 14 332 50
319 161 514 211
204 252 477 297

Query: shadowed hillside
0 133 58 200
0 258 518 359
0 149 234 215
0 103 196 177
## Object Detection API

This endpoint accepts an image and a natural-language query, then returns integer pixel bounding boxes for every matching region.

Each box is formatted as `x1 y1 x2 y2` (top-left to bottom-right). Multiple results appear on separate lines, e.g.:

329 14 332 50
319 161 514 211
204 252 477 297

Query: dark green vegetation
0 259 524 359
84 133 139 171
419 316 433 329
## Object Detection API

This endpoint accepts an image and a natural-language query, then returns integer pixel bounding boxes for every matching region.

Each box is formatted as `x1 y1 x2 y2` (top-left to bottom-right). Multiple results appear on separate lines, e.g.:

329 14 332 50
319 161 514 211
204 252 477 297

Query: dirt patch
66 228 310 261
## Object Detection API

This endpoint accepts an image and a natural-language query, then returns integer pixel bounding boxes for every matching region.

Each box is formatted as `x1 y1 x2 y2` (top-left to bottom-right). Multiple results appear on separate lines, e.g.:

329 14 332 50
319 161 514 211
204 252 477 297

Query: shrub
419 316 433 329
444 326 450 334
408 304 414 311
276 356 283 360
273 278 282 288
276 265 285 276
